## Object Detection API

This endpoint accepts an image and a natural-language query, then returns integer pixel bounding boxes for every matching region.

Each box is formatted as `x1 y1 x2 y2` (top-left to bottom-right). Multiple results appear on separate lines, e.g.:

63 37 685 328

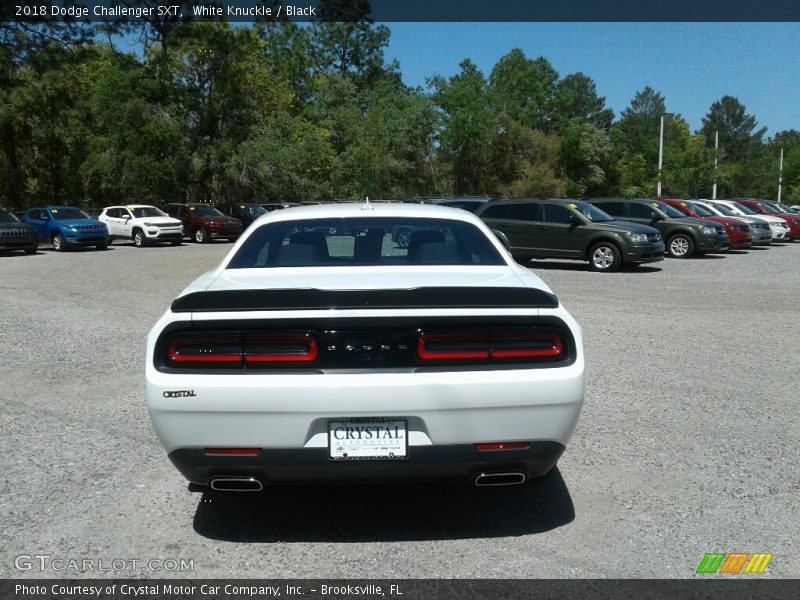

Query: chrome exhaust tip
474 472 527 486
210 477 263 492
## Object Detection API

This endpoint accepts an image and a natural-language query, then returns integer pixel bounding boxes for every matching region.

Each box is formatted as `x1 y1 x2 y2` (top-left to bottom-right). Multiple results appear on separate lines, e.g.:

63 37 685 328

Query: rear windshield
227 217 506 268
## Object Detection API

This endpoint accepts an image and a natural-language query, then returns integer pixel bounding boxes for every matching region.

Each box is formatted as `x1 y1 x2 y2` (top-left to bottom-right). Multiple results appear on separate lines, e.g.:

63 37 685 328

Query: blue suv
24 206 109 251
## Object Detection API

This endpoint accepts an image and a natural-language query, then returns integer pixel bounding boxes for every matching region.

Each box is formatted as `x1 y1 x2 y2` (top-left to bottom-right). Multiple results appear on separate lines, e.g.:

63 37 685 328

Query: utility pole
777 147 784 204
656 116 664 199
712 131 719 200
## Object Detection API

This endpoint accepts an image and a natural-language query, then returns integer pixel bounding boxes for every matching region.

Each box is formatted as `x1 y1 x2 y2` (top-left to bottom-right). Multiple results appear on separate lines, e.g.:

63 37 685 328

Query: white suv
99 205 183 247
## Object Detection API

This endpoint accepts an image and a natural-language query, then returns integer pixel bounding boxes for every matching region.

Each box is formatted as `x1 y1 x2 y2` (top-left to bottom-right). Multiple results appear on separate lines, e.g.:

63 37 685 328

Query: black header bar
7 0 800 23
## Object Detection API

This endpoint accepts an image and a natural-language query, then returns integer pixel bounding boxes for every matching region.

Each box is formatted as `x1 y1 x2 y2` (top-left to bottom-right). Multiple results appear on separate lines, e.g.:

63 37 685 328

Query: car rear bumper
167 442 566 485
146 363 584 484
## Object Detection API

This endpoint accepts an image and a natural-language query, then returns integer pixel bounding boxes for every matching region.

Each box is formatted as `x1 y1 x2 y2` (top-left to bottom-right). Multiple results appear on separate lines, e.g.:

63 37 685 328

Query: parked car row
469 197 798 272
2 203 263 253
2 197 796 262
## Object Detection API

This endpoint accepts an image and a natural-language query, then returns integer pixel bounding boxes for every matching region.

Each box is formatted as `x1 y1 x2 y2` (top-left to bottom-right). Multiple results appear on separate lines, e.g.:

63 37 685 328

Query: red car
163 203 242 244
663 199 752 249
734 199 800 240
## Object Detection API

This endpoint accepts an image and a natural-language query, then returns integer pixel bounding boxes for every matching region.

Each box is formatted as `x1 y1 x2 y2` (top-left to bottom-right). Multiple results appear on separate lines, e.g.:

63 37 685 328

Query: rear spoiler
171 287 559 313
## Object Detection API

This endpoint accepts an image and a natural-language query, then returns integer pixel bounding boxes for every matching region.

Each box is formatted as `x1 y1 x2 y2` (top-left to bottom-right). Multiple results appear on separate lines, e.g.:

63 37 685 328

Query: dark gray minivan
476 198 664 272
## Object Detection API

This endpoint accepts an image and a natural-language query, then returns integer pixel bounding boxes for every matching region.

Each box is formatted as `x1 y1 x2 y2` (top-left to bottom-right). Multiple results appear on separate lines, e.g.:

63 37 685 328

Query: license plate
328 418 408 460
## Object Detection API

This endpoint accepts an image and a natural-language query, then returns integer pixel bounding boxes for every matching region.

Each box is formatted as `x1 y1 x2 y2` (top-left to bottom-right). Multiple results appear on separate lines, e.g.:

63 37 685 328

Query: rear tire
588 242 621 272
667 233 695 258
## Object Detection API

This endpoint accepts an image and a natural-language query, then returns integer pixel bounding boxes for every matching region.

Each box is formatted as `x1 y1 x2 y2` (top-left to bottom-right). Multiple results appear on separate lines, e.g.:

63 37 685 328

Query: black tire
588 241 621 272
96 242 109 250
667 233 695 258
170 240 182 246
194 227 208 243
24 246 37 255
132 230 146 248
52 233 66 252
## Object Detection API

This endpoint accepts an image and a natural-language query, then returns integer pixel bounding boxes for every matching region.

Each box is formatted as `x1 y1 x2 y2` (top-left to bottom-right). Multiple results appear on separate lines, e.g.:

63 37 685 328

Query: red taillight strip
243 335 318 363
474 442 530 451
416 333 490 360
204 447 262 456
491 332 563 358
417 332 563 361
167 337 242 363
166 333 319 366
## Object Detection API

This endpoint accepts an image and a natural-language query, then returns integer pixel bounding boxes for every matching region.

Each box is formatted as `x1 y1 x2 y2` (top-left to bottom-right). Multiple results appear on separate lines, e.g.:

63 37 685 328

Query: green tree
560 120 612 197
430 60 495 194
489 49 558 132
554 72 614 131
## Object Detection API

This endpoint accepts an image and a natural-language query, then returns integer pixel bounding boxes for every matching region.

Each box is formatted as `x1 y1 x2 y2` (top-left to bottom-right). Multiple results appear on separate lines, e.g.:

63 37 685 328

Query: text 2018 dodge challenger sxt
145 201 584 490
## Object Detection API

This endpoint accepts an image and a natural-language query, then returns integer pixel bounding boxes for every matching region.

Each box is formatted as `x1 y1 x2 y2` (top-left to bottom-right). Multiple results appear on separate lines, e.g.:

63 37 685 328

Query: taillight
491 332 562 358
416 331 563 363
167 336 241 364
165 332 318 367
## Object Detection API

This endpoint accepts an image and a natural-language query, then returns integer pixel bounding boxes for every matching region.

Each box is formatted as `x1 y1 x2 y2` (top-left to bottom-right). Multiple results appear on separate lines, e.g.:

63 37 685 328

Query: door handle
540 226 551 230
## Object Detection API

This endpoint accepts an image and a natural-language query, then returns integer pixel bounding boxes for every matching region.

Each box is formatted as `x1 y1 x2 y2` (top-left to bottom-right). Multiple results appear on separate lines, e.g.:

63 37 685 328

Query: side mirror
491 229 511 250
123 215 131 220
651 212 665 222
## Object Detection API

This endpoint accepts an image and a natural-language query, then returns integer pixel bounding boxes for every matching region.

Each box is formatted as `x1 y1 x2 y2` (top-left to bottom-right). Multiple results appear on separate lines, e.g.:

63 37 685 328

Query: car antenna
361 196 374 211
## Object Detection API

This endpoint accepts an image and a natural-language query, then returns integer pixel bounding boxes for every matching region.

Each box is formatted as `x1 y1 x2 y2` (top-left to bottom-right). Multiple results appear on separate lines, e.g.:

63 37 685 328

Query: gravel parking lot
1 240 798 578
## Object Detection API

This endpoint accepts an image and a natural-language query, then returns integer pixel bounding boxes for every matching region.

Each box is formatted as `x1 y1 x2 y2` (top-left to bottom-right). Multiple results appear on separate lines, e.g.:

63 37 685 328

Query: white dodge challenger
145 202 584 490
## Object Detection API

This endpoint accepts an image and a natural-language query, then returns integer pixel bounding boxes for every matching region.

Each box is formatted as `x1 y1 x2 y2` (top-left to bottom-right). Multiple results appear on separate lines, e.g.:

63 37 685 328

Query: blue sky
384 23 800 136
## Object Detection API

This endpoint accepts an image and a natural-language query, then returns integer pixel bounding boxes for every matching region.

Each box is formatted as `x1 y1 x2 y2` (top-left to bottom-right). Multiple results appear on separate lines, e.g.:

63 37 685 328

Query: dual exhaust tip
209 472 526 491
210 477 263 492
474 472 527 486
